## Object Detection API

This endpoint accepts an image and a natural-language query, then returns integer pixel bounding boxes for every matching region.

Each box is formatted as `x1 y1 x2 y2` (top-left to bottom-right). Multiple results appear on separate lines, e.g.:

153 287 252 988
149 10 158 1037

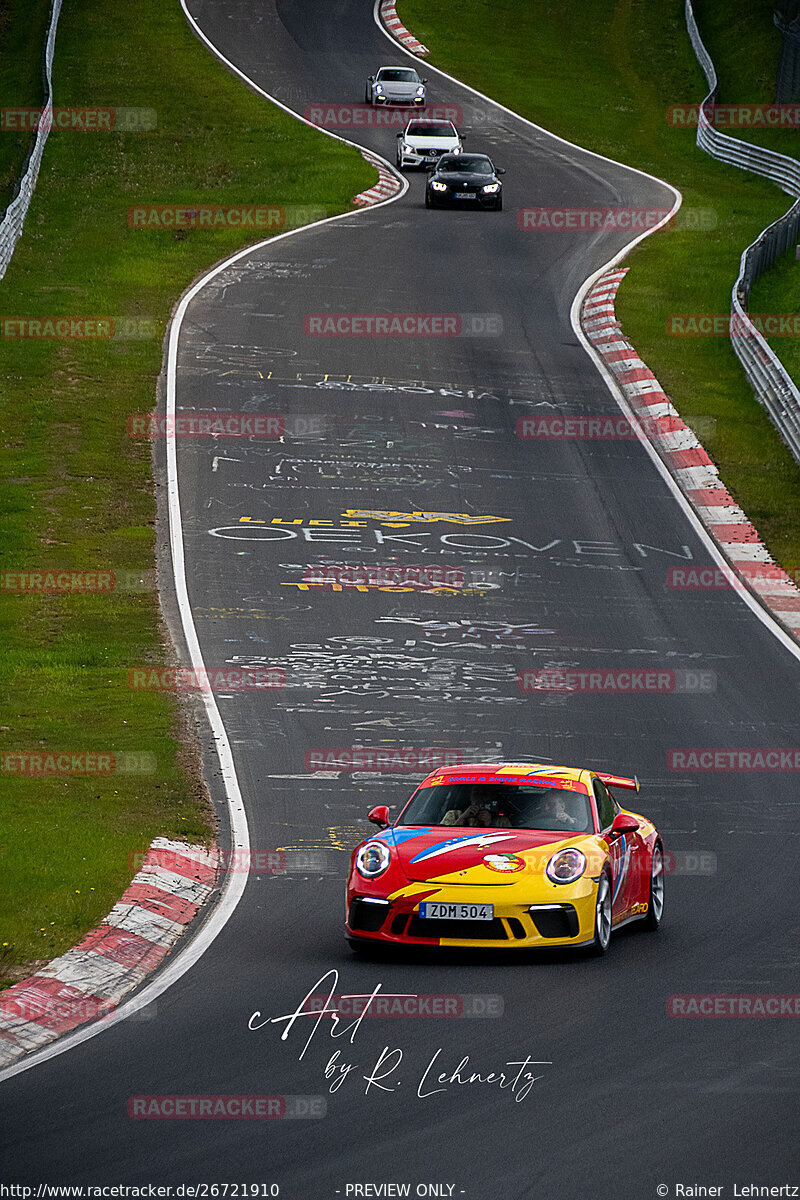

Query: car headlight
431 181 448 192
374 84 383 93
482 183 500 193
402 143 413 153
356 841 391 879
545 847 587 884
415 85 425 94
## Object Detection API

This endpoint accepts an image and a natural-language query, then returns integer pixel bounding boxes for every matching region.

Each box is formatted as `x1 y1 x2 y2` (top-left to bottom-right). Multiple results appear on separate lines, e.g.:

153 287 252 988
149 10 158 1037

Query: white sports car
396 119 463 169
365 66 427 106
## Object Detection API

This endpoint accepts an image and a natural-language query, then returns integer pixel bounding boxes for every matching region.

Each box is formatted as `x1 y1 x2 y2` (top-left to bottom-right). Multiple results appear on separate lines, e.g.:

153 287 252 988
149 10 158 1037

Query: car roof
377 65 418 73
439 152 490 162
418 762 592 786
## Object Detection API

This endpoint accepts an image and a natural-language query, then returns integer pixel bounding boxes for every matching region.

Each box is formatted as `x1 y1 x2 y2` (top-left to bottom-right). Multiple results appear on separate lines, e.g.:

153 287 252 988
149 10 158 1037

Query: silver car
396 119 463 169
365 66 427 106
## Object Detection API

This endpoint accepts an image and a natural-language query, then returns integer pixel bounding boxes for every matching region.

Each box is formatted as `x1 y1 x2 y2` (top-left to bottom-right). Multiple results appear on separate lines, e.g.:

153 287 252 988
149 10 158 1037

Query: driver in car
534 790 582 829
442 785 511 827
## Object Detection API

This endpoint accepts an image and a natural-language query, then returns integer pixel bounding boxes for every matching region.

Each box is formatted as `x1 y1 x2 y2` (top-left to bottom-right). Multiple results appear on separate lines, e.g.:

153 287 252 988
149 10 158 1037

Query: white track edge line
377 0 800 666
571 279 800 665
0 2 409 1087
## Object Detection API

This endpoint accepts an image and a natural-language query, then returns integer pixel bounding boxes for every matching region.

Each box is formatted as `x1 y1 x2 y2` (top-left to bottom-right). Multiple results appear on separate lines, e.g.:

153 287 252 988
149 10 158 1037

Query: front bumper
374 94 425 105
400 148 459 168
427 188 501 209
346 885 597 949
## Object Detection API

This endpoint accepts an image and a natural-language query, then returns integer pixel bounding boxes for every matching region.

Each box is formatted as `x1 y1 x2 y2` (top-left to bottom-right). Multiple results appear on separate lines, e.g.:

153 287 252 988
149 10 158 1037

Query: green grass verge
0 0 53 214
0 0 374 984
399 0 800 574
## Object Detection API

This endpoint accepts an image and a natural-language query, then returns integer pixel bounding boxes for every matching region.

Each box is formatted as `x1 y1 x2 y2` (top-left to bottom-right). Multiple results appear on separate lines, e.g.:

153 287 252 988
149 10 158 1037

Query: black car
425 153 505 210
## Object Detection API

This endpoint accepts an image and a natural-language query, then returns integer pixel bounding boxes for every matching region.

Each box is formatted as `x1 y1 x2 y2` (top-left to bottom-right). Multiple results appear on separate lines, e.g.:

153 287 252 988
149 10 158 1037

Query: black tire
425 191 432 208
589 873 612 956
495 197 503 211
642 843 665 931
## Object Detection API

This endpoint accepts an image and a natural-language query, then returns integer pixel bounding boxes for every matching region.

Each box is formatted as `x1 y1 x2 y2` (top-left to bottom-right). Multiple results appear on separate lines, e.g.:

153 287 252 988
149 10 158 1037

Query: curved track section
3 4 800 1196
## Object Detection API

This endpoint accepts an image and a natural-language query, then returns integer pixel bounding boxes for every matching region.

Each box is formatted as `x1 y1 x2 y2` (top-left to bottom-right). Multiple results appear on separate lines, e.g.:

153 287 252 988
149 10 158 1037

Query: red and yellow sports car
345 762 663 954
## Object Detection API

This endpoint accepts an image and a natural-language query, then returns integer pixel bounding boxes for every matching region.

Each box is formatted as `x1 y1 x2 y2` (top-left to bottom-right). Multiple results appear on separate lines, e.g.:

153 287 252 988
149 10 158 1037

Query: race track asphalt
3 3 800 1196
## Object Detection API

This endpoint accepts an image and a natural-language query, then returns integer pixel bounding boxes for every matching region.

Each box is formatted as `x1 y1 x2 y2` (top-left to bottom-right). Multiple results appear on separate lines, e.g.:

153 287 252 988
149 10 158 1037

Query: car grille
421 148 441 156
529 905 579 939
348 898 389 933
404 916 509 940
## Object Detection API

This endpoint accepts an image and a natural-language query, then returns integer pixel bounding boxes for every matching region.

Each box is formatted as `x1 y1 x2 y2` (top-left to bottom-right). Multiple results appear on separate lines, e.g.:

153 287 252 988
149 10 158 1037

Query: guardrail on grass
0 0 64 282
686 0 800 466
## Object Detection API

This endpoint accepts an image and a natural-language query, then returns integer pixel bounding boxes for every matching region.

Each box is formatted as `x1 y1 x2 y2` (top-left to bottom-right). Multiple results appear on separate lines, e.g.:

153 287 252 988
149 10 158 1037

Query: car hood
432 171 496 185
406 135 459 147
372 826 577 885
378 82 420 96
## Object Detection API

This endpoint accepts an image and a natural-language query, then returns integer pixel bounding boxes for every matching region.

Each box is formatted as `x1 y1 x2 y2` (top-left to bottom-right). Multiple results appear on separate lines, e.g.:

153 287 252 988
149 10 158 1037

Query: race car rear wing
597 772 640 793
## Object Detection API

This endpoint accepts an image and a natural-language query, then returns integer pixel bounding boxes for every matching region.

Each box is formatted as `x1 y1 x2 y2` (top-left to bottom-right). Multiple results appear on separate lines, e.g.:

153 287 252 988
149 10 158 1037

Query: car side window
592 779 615 831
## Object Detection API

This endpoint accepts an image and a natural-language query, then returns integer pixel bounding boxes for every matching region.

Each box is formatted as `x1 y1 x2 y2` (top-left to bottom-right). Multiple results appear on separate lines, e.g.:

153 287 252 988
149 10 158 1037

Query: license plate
455 192 475 199
418 902 494 920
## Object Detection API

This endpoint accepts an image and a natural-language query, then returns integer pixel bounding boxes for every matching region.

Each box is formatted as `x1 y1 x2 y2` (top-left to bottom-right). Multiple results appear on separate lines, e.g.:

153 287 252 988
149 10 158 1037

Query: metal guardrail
775 2 800 102
0 0 64 282
686 0 800 466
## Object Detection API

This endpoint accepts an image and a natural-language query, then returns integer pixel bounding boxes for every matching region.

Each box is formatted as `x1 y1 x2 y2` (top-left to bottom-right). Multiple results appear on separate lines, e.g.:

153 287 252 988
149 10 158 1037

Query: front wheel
642 843 665 931
425 191 432 208
590 874 612 956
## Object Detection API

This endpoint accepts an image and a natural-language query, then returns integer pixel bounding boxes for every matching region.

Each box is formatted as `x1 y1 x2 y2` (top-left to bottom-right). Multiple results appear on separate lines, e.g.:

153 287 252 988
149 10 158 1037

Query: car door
593 778 636 921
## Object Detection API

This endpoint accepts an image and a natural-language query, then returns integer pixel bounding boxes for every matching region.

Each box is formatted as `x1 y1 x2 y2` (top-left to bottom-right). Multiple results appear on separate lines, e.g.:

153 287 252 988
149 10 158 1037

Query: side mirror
396 131 403 138
607 812 639 839
496 167 506 175
460 132 467 140
368 805 390 828
421 78 428 84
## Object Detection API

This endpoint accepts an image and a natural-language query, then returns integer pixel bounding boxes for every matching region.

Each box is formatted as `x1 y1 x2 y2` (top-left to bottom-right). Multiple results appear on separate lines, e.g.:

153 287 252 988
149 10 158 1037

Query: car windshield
398 783 594 832
407 123 454 137
378 69 418 82
438 155 492 174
